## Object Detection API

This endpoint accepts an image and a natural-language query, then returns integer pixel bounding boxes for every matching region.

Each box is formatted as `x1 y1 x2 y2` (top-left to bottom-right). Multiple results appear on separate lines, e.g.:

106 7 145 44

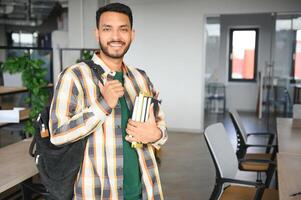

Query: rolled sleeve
152 126 168 150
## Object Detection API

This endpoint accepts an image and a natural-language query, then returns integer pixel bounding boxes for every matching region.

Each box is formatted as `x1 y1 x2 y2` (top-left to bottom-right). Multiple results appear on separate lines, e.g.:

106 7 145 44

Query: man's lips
108 41 125 47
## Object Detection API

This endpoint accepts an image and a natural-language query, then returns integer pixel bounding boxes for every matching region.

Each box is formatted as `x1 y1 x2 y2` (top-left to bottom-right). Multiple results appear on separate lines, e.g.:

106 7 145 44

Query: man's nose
111 29 121 40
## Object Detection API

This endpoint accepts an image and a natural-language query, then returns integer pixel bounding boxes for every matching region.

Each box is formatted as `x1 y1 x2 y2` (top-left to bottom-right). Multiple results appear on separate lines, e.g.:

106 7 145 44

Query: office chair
228 108 277 186
228 108 276 154
263 77 292 117
204 123 278 200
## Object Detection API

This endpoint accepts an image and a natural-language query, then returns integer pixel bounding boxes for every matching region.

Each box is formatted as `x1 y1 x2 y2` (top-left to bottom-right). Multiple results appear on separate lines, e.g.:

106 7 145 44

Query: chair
228 108 277 185
263 77 292 117
204 123 278 200
228 108 276 155
206 82 226 114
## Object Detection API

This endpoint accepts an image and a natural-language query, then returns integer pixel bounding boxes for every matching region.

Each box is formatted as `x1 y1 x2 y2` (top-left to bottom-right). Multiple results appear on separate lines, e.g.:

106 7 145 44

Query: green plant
76 49 94 63
1 53 49 135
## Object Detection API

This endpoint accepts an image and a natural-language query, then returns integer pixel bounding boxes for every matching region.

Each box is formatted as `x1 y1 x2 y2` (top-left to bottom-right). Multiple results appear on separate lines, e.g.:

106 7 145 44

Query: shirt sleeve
144 73 168 150
152 104 168 150
49 66 111 146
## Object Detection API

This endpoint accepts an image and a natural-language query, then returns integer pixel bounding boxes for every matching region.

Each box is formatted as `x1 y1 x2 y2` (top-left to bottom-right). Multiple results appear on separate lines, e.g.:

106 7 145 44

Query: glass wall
274 14 301 82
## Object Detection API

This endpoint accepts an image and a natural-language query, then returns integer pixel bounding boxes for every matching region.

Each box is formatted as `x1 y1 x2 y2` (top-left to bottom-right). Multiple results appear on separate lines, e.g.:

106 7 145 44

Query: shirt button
118 187 122 190
117 125 121 129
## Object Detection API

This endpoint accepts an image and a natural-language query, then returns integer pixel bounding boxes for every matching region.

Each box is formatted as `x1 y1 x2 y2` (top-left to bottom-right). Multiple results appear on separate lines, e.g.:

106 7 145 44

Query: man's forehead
99 11 131 26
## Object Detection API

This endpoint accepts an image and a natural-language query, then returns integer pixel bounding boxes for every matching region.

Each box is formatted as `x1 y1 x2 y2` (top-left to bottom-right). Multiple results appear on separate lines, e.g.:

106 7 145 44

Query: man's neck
99 51 123 72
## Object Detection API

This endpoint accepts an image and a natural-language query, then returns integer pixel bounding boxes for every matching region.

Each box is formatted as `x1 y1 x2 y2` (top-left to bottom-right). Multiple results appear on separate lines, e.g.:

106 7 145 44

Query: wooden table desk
277 153 301 200
0 109 30 128
0 84 53 96
277 118 301 154
0 139 37 193
0 86 28 96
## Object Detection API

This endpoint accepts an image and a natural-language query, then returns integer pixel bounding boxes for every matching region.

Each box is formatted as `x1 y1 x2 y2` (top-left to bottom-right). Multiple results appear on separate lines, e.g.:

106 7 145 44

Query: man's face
95 11 134 59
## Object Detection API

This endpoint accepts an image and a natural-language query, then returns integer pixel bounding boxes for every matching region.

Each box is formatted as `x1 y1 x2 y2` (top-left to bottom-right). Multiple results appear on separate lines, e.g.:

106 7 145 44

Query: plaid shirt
49 53 167 200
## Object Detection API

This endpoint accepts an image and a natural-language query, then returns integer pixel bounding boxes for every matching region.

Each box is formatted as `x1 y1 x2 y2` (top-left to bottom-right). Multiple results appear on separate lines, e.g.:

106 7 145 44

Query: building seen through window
229 29 258 82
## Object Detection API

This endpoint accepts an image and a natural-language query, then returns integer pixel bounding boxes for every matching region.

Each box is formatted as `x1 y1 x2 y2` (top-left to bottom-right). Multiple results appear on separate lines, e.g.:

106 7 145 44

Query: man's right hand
99 80 124 108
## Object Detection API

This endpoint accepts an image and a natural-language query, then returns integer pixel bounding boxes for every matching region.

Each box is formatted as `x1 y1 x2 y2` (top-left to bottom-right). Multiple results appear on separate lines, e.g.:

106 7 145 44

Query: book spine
144 97 152 121
136 93 144 122
132 96 139 120
141 97 148 122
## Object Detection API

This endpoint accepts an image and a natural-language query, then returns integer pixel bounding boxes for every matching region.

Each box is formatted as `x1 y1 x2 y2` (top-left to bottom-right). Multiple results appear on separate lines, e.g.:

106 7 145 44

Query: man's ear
95 28 99 42
131 29 136 42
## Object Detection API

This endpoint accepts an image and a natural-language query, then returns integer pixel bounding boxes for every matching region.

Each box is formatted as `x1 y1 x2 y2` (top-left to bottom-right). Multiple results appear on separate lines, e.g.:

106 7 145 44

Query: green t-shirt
114 71 142 200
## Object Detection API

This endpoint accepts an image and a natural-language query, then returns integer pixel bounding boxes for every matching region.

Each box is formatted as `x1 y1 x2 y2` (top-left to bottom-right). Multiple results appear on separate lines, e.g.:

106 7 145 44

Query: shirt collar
91 51 129 78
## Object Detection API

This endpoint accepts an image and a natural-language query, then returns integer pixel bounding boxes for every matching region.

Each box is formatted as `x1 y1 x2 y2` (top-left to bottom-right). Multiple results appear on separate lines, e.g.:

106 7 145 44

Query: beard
99 39 131 59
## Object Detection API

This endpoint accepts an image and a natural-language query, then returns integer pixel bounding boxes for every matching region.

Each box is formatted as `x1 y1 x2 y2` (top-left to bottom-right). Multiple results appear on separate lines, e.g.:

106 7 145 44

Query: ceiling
0 0 67 26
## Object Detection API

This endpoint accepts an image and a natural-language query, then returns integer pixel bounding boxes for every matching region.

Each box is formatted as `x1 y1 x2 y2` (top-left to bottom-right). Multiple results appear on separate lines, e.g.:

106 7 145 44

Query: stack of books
130 92 155 148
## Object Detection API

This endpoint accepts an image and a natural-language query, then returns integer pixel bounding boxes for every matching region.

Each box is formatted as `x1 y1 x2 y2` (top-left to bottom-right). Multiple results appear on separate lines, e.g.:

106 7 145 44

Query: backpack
29 60 105 200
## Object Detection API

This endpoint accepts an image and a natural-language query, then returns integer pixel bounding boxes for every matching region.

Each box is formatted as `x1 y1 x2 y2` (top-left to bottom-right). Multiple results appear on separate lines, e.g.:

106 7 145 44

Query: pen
290 192 301 197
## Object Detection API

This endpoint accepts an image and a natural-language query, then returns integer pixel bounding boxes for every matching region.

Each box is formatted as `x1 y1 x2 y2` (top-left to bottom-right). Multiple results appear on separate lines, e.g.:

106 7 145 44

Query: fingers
101 80 124 97
125 135 140 142
128 119 142 127
126 122 139 136
107 81 124 94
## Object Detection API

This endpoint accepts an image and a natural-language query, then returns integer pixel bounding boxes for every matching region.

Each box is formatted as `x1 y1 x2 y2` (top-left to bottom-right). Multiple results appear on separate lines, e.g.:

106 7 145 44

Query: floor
159 110 278 200
159 131 214 200
0 110 278 200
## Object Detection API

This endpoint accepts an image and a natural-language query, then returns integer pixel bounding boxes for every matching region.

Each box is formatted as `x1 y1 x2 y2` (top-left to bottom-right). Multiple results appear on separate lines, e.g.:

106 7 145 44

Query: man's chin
104 52 125 59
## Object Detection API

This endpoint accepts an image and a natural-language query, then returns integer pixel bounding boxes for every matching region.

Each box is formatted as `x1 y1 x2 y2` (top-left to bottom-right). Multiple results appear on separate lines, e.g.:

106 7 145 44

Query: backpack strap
29 134 36 157
83 60 105 84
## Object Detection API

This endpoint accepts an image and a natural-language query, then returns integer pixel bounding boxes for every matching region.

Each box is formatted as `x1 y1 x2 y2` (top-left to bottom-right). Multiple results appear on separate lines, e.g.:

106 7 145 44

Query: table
277 118 301 199
277 153 301 200
0 108 30 128
0 86 28 96
277 118 301 154
0 139 37 193
0 84 53 96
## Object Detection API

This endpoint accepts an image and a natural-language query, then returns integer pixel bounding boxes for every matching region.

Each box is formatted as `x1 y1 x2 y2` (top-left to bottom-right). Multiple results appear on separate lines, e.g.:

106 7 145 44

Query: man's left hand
126 104 162 144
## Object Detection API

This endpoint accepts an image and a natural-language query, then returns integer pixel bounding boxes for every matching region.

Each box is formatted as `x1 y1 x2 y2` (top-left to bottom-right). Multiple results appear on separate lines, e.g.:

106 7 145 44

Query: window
293 29 301 80
229 28 258 82
11 32 37 47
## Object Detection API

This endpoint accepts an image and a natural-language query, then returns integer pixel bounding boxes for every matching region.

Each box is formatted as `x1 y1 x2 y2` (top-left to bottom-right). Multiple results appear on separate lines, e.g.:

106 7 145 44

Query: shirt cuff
152 126 167 150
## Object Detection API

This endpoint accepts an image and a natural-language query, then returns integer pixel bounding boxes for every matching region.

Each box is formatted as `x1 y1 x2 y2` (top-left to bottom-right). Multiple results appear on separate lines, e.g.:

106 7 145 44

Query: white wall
219 13 274 111
52 31 68 84
111 0 301 132
62 0 103 71
68 0 104 48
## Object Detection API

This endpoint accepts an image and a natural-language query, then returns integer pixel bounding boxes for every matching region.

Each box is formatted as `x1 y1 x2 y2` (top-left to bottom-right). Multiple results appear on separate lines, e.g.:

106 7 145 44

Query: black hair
96 3 133 29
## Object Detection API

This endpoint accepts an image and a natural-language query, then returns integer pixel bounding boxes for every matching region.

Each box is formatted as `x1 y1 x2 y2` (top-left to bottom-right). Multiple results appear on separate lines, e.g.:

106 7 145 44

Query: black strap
29 134 36 157
83 60 105 84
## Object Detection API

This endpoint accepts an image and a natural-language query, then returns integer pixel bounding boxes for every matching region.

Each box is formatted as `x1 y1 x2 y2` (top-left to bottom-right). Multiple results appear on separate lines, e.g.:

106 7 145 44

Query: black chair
263 77 292 117
204 123 278 200
228 108 277 186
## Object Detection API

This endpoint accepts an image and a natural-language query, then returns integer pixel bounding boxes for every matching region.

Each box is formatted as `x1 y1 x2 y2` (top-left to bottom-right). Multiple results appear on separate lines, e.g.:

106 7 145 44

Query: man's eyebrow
100 24 112 27
120 24 130 28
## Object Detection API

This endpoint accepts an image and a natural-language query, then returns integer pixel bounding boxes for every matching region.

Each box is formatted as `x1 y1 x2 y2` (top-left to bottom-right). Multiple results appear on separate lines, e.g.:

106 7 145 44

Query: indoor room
0 0 301 199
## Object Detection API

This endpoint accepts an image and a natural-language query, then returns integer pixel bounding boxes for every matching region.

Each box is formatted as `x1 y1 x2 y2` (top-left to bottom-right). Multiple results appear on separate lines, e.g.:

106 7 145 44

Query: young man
49 3 167 200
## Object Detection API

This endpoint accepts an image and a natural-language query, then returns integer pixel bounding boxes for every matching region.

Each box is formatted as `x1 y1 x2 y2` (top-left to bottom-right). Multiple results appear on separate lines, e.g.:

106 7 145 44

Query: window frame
228 28 259 82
